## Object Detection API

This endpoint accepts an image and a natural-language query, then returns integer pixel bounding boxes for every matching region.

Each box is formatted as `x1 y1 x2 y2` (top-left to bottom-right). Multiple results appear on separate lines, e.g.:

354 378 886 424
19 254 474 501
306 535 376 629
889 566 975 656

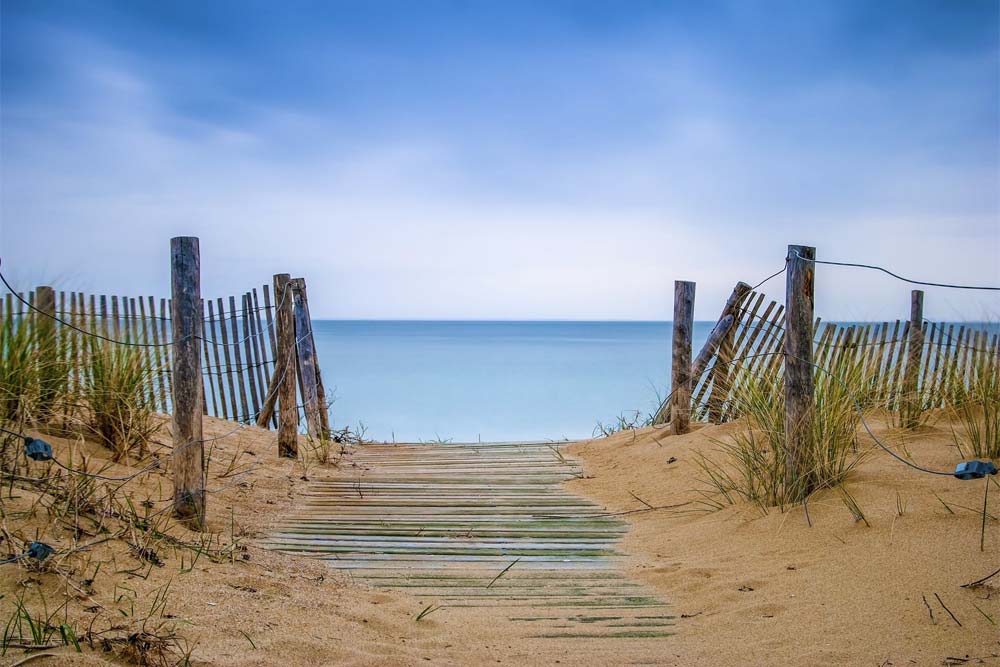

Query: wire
782 351 955 477
0 257 290 349
749 265 787 292
0 326 311 486
651 349 959 478
789 249 1000 292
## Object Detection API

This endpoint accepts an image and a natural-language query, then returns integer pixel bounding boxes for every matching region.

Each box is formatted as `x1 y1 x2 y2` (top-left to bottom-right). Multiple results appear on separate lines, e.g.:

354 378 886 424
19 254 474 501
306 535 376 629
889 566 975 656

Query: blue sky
1 0 998 320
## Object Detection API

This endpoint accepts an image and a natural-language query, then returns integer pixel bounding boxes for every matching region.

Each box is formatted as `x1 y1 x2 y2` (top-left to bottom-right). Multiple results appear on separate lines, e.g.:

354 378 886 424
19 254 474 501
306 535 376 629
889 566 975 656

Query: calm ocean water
311 320 718 443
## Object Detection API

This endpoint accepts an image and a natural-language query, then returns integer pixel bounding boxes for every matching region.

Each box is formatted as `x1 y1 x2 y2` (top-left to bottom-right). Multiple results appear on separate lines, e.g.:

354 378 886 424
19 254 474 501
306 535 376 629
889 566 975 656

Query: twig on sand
934 593 962 627
961 566 1000 589
921 594 936 624
487 558 521 589
628 491 653 510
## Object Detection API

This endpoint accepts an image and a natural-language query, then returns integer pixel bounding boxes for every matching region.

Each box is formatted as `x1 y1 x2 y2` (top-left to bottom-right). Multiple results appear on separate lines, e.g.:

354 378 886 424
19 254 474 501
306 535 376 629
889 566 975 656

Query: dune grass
80 339 160 461
695 355 875 512
946 352 1000 460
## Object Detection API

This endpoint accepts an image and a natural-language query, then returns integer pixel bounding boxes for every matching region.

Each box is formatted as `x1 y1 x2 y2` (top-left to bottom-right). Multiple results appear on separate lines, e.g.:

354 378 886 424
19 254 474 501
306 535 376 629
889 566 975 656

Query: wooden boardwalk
264 441 673 639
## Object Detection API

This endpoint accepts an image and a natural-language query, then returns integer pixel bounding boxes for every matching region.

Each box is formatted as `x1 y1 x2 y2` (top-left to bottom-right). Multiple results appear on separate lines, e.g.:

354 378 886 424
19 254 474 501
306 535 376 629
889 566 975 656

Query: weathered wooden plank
294 279 330 438
274 273 298 457
291 278 322 438
201 300 218 418
250 288 271 421
241 293 261 419
228 295 250 421
216 297 240 420
205 299 229 420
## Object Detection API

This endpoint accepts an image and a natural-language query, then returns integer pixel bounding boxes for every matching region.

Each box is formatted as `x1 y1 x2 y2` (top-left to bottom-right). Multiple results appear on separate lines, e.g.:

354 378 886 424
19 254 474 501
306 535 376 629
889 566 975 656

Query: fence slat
201 300 218 417
241 293 261 420
217 297 240 421
206 300 229 420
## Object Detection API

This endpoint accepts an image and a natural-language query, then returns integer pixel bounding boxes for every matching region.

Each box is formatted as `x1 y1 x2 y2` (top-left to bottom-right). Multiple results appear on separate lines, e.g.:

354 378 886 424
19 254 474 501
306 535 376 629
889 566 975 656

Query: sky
1 0 998 321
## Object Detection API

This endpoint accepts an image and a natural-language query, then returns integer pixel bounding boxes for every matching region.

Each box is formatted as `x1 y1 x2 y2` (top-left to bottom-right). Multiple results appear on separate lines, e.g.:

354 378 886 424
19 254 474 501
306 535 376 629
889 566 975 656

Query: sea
310 320 720 443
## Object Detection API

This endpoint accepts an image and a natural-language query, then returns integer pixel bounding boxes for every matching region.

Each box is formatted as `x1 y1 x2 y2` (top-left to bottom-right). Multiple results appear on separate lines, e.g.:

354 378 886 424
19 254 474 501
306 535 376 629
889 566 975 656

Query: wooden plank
689 314 734 422
926 322 946 408
228 295 250 421
703 282 752 423
295 279 330 437
146 297 168 412
216 297 240 421
947 325 967 401
292 278 323 439
241 293 262 419
170 236 205 528
878 320 901 404
274 273 298 457
201 300 219 418
160 298 173 403
137 296 157 408
262 284 278 361
206 299 229 420
956 327 974 394
99 294 109 337
36 286 57 418
250 288 271 421
111 295 122 339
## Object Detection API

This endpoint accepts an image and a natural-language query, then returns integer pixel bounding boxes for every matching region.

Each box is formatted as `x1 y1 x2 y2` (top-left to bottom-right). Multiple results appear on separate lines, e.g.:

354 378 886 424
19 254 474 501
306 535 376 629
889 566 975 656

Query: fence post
784 244 815 502
294 278 330 439
274 273 298 457
170 237 205 528
902 289 925 428
670 280 696 435
707 281 752 423
291 278 323 440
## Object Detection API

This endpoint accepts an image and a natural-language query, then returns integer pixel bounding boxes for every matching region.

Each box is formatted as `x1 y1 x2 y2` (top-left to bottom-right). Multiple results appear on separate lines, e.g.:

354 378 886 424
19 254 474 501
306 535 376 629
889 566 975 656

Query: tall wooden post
291 278 322 440
170 237 205 528
274 273 298 457
902 289 925 428
670 281 696 435
293 278 330 439
784 244 815 502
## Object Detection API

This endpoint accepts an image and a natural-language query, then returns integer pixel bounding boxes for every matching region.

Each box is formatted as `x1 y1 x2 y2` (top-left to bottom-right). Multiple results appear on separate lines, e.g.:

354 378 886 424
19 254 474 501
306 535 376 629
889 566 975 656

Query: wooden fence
1 281 326 431
660 285 1000 425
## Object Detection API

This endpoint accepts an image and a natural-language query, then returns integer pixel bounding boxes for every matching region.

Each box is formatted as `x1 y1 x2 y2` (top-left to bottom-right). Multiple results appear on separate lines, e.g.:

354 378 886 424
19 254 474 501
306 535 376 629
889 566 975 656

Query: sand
2 412 998 666
565 414 1000 666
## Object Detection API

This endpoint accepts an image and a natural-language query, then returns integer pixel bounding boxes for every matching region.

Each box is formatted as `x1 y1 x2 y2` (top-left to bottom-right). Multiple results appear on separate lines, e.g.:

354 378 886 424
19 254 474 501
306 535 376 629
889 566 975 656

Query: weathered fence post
291 278 323 440
170 237 205 528
784 244 815 502
274 273 298 457
670 281 696 435
902 289 925 428
293 278 330 439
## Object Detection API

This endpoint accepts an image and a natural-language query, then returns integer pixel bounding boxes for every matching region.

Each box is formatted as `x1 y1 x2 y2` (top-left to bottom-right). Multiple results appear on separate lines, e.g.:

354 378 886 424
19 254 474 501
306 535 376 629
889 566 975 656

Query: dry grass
694 355 874 512
80 339 160 461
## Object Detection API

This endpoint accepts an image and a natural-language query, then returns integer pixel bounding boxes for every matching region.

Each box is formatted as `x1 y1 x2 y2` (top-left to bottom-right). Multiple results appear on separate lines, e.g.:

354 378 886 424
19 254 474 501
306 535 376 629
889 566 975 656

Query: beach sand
2 412 997 666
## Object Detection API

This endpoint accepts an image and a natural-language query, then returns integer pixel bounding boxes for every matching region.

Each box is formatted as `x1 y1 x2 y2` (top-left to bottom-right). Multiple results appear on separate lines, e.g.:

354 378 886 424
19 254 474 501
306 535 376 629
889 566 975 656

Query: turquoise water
311 320 718 443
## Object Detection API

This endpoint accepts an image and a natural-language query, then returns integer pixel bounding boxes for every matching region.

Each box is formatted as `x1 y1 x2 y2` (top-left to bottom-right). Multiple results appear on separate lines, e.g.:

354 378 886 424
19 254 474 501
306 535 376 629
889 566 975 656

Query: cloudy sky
1 0 998 320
